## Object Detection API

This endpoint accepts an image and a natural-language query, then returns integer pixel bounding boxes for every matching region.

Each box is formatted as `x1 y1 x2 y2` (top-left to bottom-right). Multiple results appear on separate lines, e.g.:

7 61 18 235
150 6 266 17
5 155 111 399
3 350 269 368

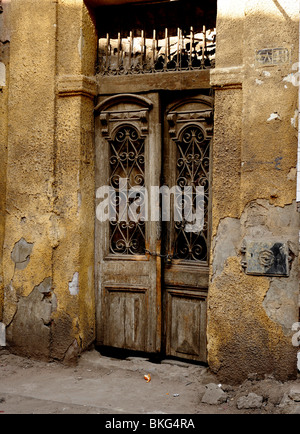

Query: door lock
145 250 173 264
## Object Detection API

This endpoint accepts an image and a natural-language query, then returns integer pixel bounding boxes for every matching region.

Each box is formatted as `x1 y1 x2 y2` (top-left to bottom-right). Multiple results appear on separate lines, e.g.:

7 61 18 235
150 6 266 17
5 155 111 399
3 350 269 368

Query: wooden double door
95 91 213 362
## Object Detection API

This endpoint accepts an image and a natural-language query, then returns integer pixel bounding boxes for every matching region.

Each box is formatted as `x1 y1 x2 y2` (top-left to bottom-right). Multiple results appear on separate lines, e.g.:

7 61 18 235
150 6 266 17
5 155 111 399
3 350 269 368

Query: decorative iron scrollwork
173 124 210 262
109 125 146 255
97 27 216 76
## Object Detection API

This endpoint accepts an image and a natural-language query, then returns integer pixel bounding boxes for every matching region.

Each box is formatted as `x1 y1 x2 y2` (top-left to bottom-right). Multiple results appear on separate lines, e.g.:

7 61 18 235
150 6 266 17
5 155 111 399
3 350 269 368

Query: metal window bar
189 26 194 69
152 29 157 71
97 27 216 75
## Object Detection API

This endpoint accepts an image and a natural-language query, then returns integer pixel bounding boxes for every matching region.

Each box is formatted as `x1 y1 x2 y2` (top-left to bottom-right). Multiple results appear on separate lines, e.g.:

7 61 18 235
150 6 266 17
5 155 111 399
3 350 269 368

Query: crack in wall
5 277 57 359
211 200 299 335
69 272 79 296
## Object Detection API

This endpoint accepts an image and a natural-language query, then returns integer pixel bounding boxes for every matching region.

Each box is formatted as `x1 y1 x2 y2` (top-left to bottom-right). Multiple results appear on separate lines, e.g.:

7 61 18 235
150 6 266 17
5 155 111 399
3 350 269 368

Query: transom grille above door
98 27 216 75
96 0 217 76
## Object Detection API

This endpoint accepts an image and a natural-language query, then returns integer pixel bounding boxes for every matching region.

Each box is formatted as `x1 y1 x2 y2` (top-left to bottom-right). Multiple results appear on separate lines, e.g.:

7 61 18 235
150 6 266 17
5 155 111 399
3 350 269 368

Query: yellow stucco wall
0 0 299 382
208 0 299 383
1 0 97 361
0 0 10 322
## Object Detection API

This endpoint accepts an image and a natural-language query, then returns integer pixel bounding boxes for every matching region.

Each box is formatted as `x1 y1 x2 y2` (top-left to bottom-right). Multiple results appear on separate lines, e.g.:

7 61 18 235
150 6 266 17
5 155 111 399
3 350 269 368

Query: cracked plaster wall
1 0 97 362
211 201 299 338
0 0 299 383
5 277 56 360
0 0 10 322
208 0 300 384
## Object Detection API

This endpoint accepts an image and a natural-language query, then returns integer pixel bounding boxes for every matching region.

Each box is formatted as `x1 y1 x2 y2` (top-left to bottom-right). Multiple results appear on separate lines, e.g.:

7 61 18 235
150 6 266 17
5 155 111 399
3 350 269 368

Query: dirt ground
0 347 299 415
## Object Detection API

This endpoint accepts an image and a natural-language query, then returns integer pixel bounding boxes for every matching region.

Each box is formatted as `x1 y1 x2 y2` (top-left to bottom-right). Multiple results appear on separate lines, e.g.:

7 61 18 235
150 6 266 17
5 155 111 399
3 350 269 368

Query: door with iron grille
95 93 162 354
95 92 212 362
162 94 212 362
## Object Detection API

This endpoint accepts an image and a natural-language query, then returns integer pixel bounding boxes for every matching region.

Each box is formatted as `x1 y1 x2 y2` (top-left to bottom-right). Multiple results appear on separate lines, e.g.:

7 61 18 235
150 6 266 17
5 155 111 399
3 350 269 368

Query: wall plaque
256 48 290 66
241 241 290 277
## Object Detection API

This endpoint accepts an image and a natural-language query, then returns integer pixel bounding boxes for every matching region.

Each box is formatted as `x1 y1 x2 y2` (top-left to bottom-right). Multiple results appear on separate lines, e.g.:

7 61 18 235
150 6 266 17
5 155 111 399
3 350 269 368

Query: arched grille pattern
109 125 146 255
173 125 210 262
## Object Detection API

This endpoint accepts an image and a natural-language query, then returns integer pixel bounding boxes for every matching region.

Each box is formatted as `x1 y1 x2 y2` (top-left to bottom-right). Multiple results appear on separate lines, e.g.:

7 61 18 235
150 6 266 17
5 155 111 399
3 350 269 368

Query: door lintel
95 93 154 113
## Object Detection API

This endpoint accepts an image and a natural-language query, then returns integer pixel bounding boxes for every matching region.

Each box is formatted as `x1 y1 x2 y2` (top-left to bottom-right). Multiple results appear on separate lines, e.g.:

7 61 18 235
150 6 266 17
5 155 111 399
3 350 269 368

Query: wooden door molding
96 93 153 142
95 93 154 112
166 95 214 141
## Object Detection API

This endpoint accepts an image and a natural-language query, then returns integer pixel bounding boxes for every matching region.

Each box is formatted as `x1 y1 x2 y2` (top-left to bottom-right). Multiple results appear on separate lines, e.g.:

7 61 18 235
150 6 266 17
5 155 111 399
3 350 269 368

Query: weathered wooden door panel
103 285 148 351
163 264 209 288
164 287 207 362
95 93 162 354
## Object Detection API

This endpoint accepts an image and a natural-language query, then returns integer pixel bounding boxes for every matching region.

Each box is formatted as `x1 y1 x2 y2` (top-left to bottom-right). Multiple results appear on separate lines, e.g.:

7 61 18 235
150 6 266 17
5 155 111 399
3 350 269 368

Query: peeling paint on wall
0 62 5 86
69 272 79 296
283 73 297 85
11 238 33 270
267 112 281 122
3 282 17 327
209 199 299 383
291 110 298 129
287 167 297 181
36 277 53 296
64 338 79 365
263 276 299 335
212 217 240 279
78 28 84 59
6 278 56 359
